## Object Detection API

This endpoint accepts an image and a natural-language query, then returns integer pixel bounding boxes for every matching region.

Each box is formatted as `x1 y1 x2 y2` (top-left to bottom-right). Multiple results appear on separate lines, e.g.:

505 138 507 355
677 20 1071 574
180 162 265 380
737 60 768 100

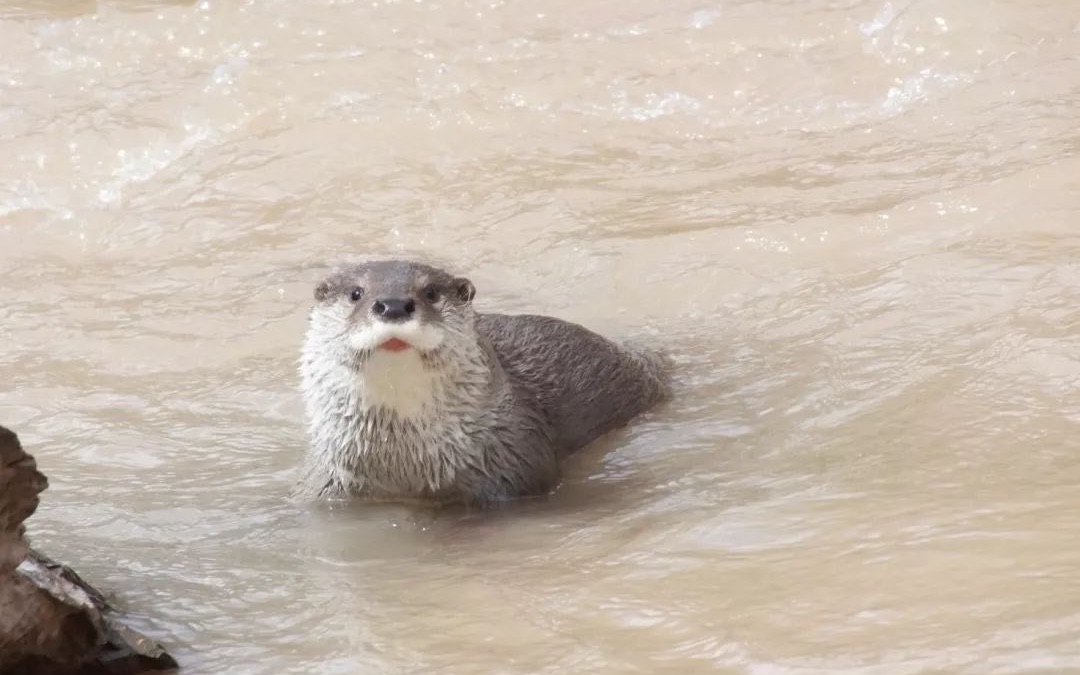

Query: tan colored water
2 0 1079 672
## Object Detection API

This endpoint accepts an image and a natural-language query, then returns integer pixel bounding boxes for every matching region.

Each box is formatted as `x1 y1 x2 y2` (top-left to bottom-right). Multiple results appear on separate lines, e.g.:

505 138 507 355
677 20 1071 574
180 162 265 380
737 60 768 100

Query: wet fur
297 260 671 507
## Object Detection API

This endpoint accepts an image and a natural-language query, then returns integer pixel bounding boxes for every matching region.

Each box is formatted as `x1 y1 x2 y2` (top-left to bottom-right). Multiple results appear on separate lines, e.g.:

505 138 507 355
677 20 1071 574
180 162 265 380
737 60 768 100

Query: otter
296 259 671 507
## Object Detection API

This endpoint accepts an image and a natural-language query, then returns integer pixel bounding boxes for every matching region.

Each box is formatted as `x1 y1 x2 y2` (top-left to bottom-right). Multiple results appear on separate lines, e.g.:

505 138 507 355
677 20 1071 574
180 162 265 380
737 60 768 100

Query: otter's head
310 259 477 360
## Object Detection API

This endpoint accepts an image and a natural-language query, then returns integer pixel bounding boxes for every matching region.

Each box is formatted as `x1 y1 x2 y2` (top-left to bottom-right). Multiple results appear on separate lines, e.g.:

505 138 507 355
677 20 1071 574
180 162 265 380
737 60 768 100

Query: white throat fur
355 349 441 418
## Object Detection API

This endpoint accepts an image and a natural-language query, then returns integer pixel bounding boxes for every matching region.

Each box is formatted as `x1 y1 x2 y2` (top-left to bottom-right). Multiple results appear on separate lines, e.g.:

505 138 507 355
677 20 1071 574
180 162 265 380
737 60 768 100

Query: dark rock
0 425 179 674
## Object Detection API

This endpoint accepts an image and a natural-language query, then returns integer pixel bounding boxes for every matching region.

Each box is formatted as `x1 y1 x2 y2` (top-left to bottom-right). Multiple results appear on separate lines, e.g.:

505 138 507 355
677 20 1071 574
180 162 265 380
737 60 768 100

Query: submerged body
297 259 671 506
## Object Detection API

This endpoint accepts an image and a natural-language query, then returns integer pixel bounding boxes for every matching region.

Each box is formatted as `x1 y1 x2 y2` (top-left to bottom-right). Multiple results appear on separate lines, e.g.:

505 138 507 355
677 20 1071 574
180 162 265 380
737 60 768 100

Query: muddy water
2 0 1079 673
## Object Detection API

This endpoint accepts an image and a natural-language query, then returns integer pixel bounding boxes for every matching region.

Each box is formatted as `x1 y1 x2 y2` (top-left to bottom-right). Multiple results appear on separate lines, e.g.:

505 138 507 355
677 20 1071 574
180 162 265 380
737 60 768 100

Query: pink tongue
380 338 411 352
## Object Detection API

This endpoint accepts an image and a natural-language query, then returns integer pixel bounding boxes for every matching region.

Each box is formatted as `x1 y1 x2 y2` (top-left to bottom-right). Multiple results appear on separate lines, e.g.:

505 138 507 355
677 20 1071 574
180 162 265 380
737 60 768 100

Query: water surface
2 1 1079 673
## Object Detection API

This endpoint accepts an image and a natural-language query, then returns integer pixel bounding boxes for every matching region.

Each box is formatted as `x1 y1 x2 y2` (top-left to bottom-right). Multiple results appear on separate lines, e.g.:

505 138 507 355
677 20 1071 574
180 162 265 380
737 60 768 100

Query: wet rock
0 425 178 675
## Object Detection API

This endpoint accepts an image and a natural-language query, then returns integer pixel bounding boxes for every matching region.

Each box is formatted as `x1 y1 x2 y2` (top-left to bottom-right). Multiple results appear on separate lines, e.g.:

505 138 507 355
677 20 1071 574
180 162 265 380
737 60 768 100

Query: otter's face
312 260 476 357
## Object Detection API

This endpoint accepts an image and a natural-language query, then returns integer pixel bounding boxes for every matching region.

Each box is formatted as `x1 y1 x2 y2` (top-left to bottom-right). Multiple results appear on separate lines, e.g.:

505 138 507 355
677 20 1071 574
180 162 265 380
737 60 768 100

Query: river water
2 1 1079 673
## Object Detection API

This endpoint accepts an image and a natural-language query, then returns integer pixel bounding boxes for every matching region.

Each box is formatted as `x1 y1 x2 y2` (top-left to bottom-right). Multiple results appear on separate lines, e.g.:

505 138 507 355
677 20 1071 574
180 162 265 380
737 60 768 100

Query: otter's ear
314 281 332 303
454 277 476 303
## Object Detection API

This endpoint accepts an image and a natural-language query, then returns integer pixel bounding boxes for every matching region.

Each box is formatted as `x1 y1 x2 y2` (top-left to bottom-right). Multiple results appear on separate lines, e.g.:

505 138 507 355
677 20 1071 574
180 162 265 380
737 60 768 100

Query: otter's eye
422 285 440 303
349 287 364 302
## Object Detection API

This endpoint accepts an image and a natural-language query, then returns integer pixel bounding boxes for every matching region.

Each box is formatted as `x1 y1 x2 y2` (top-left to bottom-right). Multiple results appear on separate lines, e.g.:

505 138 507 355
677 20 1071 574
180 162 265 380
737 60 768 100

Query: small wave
689 8 723 30
611 91 704 121
97 123 214 206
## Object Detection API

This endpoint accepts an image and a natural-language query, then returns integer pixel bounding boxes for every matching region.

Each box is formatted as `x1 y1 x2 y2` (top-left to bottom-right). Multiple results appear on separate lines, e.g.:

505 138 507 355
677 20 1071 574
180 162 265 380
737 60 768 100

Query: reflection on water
2 0 1079 673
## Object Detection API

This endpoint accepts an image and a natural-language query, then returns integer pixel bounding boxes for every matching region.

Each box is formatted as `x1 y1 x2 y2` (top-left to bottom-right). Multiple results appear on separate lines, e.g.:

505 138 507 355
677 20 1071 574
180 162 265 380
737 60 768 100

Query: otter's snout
372 298 416 322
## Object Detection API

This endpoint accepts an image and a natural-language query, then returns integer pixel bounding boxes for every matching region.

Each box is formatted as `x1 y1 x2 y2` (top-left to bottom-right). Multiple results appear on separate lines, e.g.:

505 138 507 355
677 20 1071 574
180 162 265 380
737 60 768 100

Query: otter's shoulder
476 312 599 344
474 311 663 375
475 312 632 369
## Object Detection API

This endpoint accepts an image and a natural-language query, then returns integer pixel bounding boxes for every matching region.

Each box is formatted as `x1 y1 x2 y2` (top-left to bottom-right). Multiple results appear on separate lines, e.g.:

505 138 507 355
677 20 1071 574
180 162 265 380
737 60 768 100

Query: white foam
613 91 703 121
690 8 722 30
859 2 898 37
95 124 214 206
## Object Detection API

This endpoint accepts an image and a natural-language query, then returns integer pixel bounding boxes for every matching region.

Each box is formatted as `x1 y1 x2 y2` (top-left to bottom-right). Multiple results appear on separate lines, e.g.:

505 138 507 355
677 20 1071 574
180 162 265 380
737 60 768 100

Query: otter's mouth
379 338 411 352
348 319 445 354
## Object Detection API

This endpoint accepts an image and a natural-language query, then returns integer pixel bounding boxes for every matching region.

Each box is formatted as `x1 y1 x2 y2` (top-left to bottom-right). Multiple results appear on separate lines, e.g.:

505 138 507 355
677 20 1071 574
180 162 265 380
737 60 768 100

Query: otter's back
476 313 669 454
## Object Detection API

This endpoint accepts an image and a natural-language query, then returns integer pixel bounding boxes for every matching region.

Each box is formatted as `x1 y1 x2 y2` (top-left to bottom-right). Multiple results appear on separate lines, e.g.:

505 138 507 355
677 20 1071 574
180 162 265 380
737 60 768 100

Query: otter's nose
371 298 416 322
